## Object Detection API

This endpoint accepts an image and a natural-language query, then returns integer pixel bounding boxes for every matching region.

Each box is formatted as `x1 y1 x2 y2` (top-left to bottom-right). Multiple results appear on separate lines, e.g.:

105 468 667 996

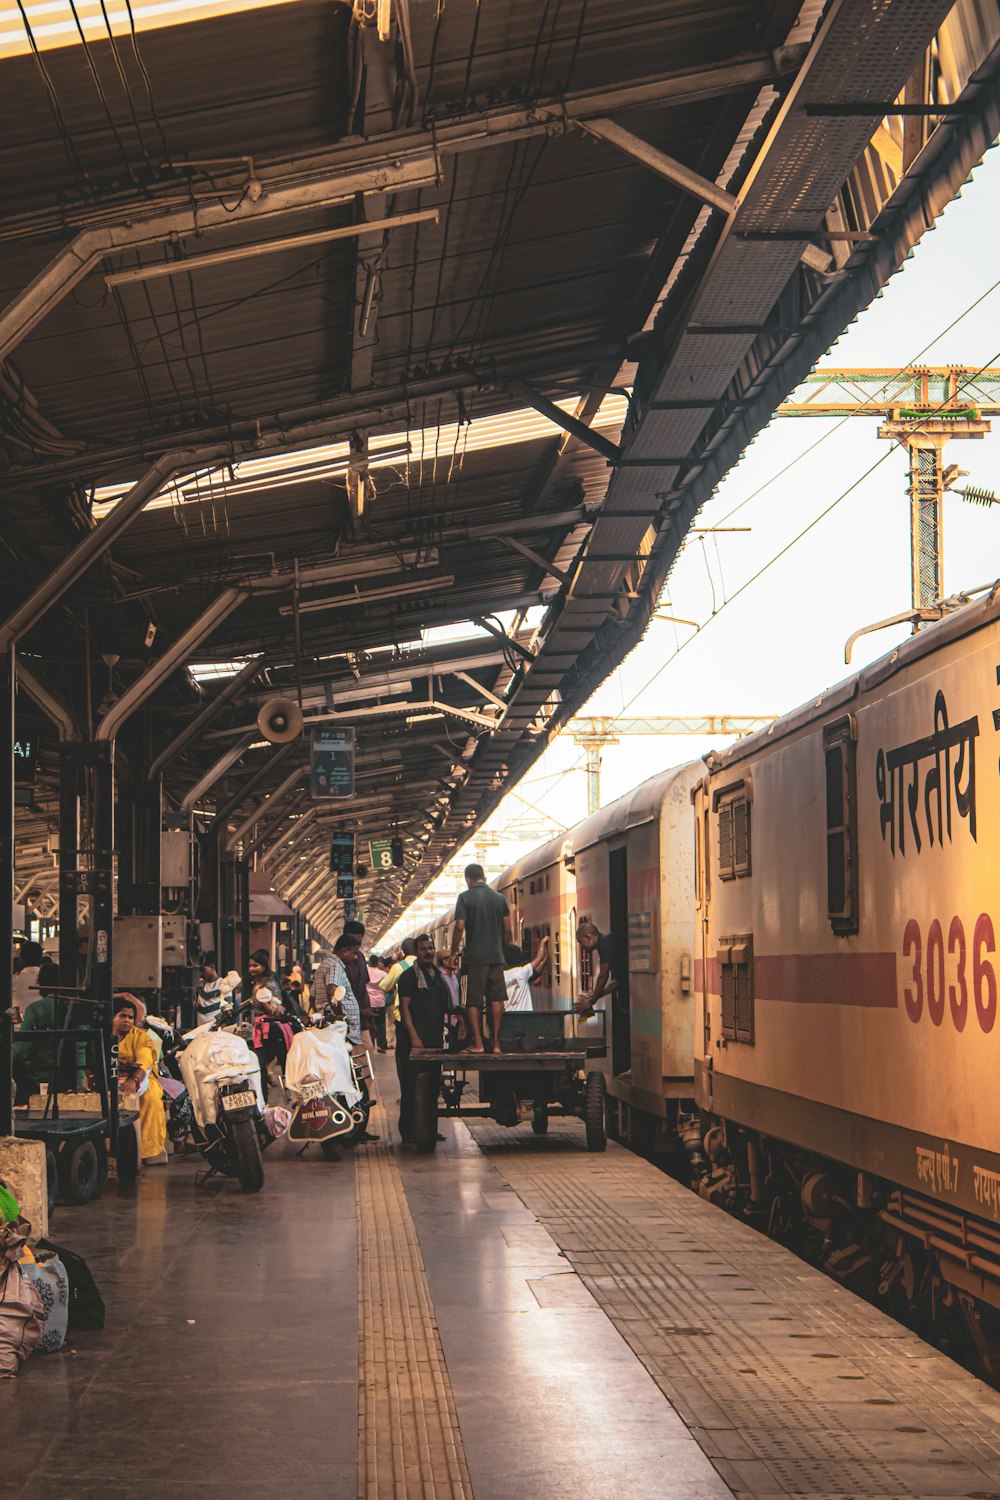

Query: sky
380 140 1000 943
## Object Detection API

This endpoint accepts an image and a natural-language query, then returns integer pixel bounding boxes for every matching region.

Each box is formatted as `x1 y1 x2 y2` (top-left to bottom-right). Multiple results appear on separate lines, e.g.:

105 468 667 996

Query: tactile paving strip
468 1122 1000 1499
356 1099 474 1499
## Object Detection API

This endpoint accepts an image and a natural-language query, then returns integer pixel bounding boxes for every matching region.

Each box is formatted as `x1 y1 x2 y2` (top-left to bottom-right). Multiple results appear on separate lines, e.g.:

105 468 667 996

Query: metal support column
91 741 118 1151
908 439 945 610
238 859 252 1001
0 647 15 1135
58 744 80 988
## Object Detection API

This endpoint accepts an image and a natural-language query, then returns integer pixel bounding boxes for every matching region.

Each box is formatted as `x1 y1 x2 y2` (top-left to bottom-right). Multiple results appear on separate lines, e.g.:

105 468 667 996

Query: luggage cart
12 988 139 1209
410 1009 608 1155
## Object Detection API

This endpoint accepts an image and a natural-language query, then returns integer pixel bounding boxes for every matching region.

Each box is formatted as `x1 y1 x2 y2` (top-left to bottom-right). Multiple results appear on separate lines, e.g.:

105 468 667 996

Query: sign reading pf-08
901 914 997 1032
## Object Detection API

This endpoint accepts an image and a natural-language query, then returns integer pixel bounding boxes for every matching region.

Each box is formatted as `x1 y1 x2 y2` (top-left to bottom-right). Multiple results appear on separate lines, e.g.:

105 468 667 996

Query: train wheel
413 1071 439 1154
531 1103 549 1135
584 1071 607 1153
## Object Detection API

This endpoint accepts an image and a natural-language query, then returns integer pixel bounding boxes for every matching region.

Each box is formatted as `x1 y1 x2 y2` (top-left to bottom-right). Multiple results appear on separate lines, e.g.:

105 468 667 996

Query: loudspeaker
256 697 304 744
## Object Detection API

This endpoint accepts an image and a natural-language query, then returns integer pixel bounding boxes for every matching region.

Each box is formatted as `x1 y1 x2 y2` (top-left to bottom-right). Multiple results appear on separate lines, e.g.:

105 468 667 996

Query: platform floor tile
468 1120 1000 1499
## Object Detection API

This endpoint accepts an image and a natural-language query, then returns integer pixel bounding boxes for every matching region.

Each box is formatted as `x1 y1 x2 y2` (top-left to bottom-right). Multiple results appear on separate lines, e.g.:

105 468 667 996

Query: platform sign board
628 911 655 973
343 899 360 922
336 873 355 900
329 833 355 875
14 738 36 785
368 837 395 871
311 728 354 799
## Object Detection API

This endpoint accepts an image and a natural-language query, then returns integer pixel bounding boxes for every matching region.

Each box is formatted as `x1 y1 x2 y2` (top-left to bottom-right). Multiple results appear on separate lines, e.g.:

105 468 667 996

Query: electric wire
13 0 90 191
531 346 1000 809
707 269 1000 532
64 0 137 183
94 0 153 169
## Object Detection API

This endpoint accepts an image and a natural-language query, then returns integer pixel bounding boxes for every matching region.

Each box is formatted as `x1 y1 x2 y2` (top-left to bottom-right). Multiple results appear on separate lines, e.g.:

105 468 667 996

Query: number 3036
902 915 996 1032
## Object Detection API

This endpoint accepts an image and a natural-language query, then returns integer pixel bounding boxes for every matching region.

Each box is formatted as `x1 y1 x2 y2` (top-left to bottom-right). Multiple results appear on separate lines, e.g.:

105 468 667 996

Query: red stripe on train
694 952 897 1008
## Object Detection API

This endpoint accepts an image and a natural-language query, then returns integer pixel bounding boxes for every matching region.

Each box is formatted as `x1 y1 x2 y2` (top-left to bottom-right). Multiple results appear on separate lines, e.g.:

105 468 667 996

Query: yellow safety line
356 1097 474 1499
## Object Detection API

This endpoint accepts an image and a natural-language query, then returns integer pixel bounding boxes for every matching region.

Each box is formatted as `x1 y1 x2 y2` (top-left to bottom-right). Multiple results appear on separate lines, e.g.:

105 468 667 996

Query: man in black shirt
574 920 626 1016
396 932 450 1143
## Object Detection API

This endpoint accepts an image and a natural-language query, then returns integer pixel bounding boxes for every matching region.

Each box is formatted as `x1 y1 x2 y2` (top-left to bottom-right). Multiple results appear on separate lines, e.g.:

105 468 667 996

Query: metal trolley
11 988 139 1209
410 1009 608 1155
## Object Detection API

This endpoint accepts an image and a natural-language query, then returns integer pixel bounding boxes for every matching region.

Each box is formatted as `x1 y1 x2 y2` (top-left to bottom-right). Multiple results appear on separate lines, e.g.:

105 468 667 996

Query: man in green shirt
450 864 512 1053
13 961 90 1104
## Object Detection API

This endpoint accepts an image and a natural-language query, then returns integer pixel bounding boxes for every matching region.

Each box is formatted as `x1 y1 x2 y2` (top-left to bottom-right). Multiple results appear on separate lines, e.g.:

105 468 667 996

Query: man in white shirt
502 935 549 1012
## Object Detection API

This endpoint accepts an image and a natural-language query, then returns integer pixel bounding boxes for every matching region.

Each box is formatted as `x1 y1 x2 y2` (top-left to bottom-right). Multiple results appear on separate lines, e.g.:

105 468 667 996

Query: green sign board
368 838 395 871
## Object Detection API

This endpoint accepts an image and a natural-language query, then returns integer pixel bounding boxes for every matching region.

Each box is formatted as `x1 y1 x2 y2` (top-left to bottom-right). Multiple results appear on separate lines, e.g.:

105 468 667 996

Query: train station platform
5 1058 1000 1499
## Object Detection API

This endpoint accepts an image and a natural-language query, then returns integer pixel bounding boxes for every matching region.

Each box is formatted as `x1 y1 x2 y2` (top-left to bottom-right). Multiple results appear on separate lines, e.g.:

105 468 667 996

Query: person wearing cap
113 993 167 1165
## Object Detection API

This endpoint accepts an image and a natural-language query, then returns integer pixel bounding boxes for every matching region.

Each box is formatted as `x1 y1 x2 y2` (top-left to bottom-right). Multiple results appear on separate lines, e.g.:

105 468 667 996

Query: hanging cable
13 0 90 191
64 0 137 183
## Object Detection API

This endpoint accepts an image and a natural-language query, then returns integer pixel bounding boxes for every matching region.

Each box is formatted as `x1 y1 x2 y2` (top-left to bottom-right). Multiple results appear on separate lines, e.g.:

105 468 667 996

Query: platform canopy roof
2 0 998 938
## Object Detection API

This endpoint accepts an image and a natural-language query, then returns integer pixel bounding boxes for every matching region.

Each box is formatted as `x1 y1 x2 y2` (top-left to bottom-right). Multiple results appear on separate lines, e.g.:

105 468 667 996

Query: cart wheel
46 1148 58 1214
58 1138 102 1205
584 1071 607 1153
531 1103 549 1135
115 1121 140 1190
413 1071 439 1154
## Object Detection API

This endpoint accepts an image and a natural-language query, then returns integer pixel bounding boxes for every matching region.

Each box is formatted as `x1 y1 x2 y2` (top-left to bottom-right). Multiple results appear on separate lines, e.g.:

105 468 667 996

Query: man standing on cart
449 864 513 1054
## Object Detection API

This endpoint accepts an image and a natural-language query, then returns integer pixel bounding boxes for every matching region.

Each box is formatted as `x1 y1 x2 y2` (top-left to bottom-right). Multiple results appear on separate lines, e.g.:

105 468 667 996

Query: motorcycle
151 1005 278 1192
285 1007 375 1160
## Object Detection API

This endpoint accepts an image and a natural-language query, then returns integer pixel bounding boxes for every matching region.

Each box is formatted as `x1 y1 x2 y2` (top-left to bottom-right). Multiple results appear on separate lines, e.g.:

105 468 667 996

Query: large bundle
177 1029 264 1127
285 1021 360 1107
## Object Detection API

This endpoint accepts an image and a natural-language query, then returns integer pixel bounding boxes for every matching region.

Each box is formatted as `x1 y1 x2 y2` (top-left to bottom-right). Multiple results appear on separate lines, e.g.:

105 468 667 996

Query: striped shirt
312 953 361 1044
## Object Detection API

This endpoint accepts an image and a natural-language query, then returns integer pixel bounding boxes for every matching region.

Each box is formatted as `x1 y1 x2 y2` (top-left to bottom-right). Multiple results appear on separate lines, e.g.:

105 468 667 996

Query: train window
578 915 594 991
718 792 751 880
823 716 859 935
719 935 754 1043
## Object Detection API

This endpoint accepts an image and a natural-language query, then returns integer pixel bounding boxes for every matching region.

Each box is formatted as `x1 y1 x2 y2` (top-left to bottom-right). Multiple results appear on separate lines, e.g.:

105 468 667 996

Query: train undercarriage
608 1095 1000 1385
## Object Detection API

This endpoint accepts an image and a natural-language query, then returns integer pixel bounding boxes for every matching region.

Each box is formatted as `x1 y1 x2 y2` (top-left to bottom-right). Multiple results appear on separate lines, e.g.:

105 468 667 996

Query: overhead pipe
180 733 256 813
244 791 310 861
261 805 318 866
97 588 248 743
226 764 305 852
211 741 298 827
149 654 265 782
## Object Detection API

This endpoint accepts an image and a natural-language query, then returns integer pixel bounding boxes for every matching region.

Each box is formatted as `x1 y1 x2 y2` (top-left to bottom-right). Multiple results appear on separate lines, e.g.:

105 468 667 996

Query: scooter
285 1007 375 1160
153 1005 276 1192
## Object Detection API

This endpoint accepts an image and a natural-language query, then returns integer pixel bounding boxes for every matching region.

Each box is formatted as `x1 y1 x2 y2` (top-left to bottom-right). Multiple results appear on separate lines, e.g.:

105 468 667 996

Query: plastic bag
0 1218 43 1377
21 1252 69 1354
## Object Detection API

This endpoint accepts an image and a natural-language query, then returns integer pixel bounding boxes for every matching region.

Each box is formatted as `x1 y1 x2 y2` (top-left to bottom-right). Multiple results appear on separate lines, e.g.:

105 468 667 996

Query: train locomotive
409 585 1000 1376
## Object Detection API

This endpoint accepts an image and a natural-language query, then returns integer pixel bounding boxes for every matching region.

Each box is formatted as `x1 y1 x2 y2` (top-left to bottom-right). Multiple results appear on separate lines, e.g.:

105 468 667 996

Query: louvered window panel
719 793 750 880
719 936 754 1044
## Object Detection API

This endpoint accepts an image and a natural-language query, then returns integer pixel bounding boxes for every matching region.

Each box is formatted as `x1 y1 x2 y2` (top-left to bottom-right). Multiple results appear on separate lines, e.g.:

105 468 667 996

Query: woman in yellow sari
112 996 167 1164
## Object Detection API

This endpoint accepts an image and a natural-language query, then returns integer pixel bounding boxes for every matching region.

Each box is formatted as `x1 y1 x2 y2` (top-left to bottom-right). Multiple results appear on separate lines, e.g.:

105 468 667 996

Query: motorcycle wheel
342 1081 371 1147
320 1138 343 1161
230 1115 265 1193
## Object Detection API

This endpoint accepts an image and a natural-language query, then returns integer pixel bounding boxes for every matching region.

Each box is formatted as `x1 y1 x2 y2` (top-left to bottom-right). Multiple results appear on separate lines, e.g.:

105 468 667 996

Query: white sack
178 1027 264 1128
285 1021 360 1107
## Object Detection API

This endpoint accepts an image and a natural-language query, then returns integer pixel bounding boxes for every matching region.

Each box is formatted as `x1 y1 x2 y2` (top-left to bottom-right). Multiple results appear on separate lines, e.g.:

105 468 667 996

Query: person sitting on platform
503 934 549 1012
573 921 626 1016
112 994 168 1165
396 933 449 1145
248 950 292 1101
12 961 89 1105
195 958 223 1028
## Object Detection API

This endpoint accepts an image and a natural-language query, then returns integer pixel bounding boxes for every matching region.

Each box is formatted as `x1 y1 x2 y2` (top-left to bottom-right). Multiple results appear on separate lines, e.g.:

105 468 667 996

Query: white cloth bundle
177 1027 264 1127
284 1020 360 1107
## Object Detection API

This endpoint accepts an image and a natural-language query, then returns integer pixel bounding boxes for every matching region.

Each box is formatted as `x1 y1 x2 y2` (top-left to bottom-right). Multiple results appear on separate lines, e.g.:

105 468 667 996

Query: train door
608 845 630 1075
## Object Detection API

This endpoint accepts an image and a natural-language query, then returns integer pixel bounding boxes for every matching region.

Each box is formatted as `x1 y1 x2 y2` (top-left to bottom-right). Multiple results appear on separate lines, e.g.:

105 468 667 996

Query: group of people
10 876 625 1165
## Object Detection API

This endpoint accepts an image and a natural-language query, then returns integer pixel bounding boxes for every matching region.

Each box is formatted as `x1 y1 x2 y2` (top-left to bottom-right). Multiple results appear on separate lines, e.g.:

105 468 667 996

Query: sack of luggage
0 1217 43 1377
21 1250 70 1353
